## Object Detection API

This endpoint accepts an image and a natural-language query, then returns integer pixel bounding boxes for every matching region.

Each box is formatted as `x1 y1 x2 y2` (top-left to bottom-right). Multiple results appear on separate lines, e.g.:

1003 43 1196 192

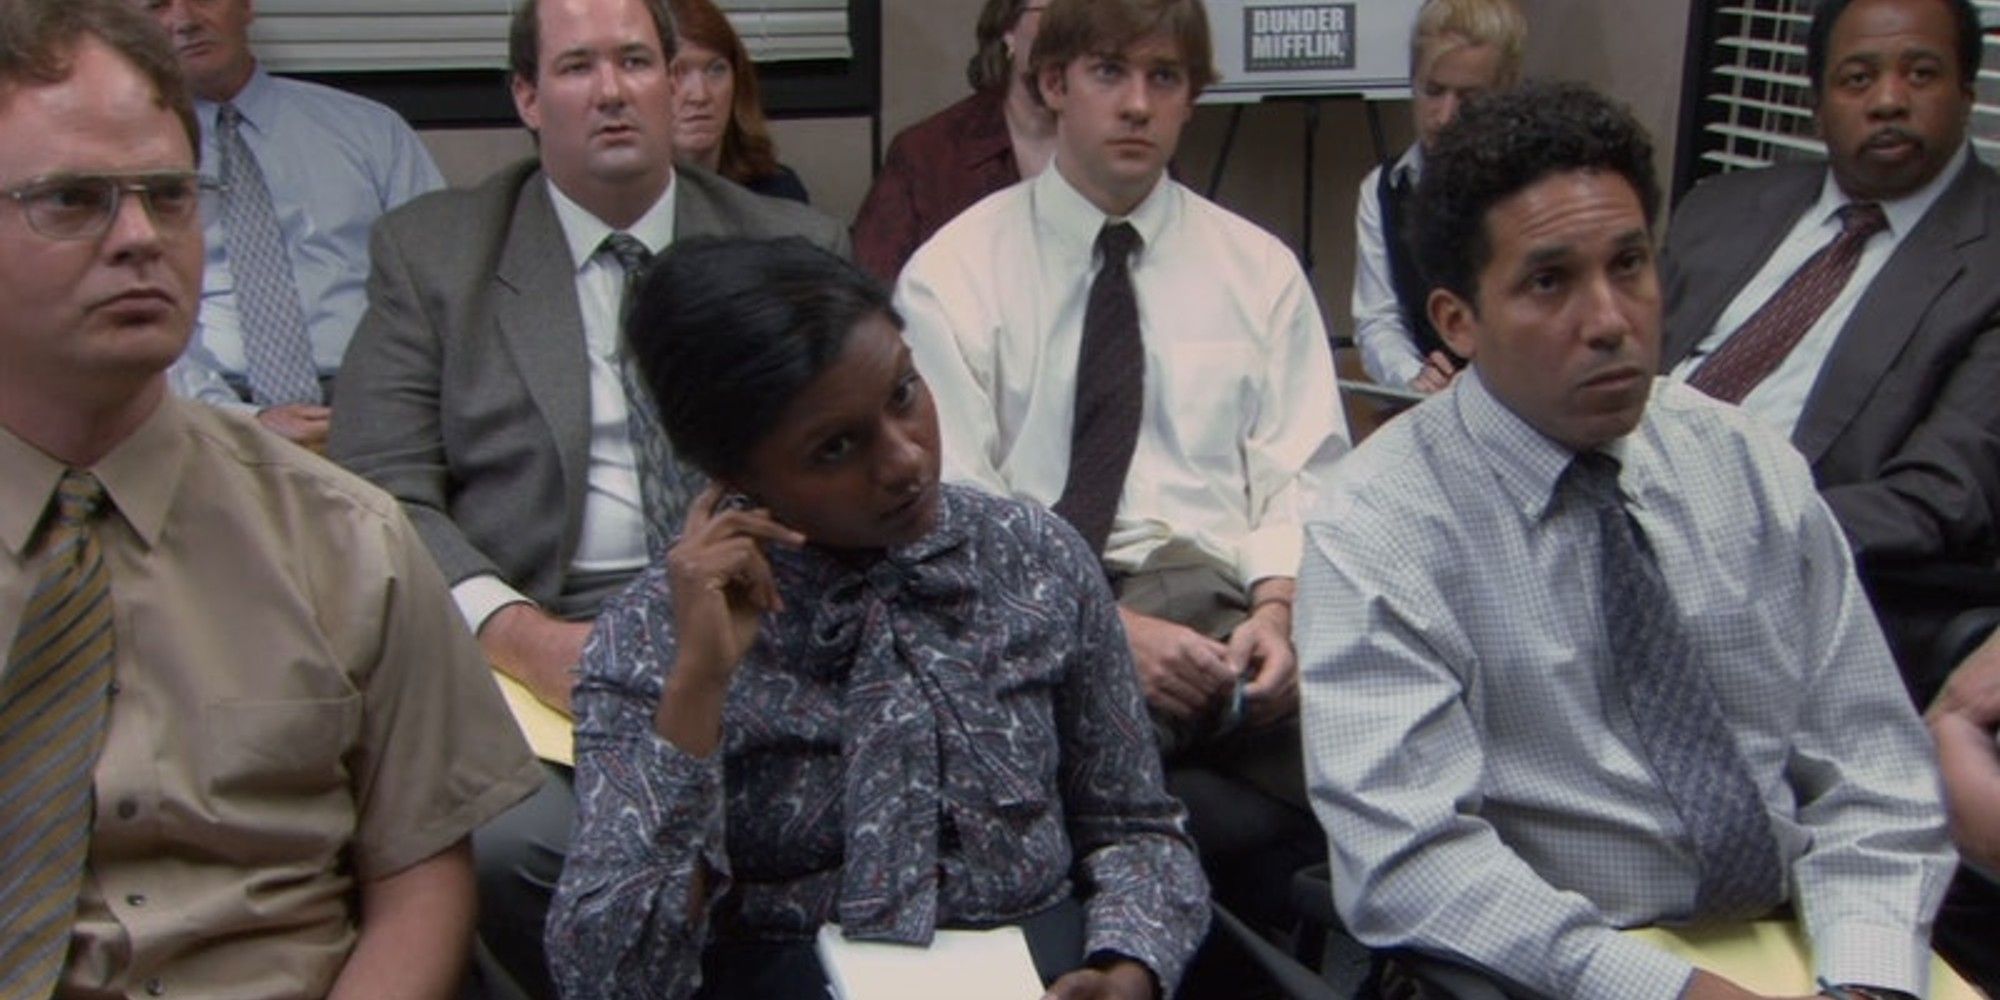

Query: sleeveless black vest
1376 163 1463 368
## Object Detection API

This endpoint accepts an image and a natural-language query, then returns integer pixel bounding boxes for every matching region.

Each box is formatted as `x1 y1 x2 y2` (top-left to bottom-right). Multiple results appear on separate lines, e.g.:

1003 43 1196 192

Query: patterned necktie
1052 222 1144 554
602 233 697 559
1687 202 1887 404
1562 452 1786 921
0 471 115 998
217 104 321 407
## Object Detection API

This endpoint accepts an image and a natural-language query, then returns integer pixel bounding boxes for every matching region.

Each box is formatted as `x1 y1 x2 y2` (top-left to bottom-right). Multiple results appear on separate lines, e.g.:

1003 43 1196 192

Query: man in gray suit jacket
1661 0 2000 704
328 0 845 992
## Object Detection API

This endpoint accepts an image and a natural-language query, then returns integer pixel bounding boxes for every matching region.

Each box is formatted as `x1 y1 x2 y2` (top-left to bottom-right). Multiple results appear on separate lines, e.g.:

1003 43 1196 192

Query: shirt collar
196 63 276 134
1816 141 1970 238
1455 367 1643 521
545 171 679 273
0 423 65 559
1032 159 1173 265
0 396 189 556
1390 143 1424 186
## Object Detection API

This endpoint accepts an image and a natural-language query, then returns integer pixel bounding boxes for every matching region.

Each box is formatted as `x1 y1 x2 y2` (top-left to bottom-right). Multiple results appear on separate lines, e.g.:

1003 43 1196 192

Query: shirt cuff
1375 348 1426 390
625 728 728 865
1573 932 1697 1000
1813 921 1930 998
1240 525 1303 590
453 574 532 634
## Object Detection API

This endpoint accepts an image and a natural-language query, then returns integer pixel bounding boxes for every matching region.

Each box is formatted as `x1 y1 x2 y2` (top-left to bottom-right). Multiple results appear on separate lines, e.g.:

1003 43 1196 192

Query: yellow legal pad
1626 921 1984 998
495 669 574 766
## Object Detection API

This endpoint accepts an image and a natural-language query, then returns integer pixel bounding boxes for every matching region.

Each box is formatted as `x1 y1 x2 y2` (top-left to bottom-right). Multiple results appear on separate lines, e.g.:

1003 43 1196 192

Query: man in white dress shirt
896 0 1348 919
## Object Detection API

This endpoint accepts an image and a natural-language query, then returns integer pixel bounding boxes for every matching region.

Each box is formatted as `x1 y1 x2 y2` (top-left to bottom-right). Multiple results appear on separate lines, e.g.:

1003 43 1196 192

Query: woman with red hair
667 0 809 203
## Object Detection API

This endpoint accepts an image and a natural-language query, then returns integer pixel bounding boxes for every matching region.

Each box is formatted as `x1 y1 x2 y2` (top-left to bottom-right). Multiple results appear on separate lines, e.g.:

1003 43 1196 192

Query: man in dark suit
1661 0 2000 702
328 0 845 992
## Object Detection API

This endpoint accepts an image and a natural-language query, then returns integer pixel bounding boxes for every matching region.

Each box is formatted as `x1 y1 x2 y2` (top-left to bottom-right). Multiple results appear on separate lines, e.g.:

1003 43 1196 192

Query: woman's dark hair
968 0 1034 91
667 0 783 184
627 237 901 479
1805 0 1982 94
1412 80 1659 308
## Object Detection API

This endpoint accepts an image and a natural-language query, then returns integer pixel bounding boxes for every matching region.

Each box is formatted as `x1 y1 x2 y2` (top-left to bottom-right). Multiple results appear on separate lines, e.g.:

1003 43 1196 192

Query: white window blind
1695 1 2000 175
247 0 852 74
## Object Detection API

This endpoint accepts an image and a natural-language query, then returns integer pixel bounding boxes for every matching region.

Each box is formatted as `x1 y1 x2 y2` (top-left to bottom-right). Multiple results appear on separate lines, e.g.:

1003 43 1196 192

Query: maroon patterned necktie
1052 222 1143 554
1687 202 1887 404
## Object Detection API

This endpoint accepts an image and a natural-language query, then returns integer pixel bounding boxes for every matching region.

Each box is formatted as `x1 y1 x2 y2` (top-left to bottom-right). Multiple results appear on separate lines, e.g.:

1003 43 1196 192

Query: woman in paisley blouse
545 236 1208 999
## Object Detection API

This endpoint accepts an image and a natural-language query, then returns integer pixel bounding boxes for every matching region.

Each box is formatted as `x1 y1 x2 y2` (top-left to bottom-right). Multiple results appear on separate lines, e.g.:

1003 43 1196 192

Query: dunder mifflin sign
1243 4 1356 72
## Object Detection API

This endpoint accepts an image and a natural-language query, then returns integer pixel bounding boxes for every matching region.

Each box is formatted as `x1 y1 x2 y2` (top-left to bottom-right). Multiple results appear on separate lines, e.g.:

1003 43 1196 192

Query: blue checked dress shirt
1297 371 1954 999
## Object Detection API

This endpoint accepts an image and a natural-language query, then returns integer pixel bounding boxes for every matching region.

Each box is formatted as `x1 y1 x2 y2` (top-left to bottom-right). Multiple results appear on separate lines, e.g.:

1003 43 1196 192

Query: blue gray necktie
1563 451 1787 920
217 104 320 407
602 233 698 558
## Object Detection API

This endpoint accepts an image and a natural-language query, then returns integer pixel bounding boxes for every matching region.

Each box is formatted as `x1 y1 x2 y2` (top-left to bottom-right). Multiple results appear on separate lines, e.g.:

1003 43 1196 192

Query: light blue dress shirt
170 67 444 411
1298 372 1954 999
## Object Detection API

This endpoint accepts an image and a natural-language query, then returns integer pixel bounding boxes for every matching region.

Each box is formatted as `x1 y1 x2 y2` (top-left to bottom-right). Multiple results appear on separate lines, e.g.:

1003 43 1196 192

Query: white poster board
1202 0 1425 102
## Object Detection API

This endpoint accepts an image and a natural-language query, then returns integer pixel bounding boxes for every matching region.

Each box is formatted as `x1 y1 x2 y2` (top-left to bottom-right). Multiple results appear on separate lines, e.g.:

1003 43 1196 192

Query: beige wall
418 0 1694 337
1519 0 1694 214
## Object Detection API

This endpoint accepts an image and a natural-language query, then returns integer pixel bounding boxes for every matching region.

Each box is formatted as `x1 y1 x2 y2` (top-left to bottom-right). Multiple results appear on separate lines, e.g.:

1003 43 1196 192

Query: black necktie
1053 222 1143 554
1562 452 1786 920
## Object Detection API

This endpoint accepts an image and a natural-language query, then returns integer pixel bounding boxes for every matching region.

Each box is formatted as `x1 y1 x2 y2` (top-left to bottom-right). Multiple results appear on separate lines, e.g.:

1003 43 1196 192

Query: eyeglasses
1 171 219 241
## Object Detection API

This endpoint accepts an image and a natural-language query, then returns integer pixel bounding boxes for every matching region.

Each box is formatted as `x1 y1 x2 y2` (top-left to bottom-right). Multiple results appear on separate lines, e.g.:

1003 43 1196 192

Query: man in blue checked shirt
1297 80 1955 1000
143 0 443 452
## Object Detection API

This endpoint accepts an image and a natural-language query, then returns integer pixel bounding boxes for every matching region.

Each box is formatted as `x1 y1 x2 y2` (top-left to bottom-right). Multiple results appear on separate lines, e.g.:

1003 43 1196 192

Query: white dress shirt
169 67 444 410
450 176 677 632
1297 371 1954 999
1351 144 1427 388
1669 146 1969 436
896 163 1349 589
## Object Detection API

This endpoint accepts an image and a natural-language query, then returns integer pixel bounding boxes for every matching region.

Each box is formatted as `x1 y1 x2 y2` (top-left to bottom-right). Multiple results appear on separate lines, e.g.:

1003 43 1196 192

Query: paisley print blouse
546 486 1208 998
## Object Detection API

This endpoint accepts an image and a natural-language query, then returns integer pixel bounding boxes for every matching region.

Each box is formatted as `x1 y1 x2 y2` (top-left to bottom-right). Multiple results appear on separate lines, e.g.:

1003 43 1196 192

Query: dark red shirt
852 87 1019 284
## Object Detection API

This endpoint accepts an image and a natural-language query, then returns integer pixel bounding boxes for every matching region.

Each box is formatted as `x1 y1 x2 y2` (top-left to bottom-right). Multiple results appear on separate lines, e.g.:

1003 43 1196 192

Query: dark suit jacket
1662 159 2000 571
329 159 848 616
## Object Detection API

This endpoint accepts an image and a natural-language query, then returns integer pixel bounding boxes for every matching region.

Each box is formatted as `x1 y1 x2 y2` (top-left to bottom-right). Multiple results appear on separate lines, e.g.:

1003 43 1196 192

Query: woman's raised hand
656 483 806 756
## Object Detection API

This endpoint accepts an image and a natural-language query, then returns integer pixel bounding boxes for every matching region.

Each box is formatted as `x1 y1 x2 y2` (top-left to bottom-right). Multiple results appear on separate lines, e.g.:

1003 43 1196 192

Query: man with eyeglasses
0 1 541 996
139 0 444 455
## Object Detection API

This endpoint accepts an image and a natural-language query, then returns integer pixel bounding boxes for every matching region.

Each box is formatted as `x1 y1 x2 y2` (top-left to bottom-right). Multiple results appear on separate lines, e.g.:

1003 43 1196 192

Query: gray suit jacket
329 159 849 616
1661 158 2000 569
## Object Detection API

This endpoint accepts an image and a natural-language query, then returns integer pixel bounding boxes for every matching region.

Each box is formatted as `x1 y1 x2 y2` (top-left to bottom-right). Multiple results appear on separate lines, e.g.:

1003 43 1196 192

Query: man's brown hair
1029 0 1218 100
0 0 197 156
508 0 679 84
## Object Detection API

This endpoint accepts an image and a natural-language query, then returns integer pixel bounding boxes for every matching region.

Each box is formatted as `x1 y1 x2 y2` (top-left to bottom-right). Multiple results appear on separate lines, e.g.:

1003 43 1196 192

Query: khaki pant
1115 563 1307 811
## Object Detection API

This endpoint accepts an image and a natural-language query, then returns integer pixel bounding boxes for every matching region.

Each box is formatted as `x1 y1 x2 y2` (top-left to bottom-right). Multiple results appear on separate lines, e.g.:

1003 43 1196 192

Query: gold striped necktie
0 470 114 999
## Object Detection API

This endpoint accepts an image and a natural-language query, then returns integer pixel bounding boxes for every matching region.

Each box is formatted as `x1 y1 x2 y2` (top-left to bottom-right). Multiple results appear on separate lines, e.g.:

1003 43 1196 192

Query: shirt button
144 978 165 996
126 893 146 907
116 800 138 820
107 680 121 696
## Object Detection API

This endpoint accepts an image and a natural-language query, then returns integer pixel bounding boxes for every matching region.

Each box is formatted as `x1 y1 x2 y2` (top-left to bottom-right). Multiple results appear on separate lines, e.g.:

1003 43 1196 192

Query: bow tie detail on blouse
791 512 1048 944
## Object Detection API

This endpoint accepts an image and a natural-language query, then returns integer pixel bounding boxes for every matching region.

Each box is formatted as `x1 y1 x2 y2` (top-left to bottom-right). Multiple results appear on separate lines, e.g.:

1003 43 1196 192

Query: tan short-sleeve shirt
0 398 543 999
